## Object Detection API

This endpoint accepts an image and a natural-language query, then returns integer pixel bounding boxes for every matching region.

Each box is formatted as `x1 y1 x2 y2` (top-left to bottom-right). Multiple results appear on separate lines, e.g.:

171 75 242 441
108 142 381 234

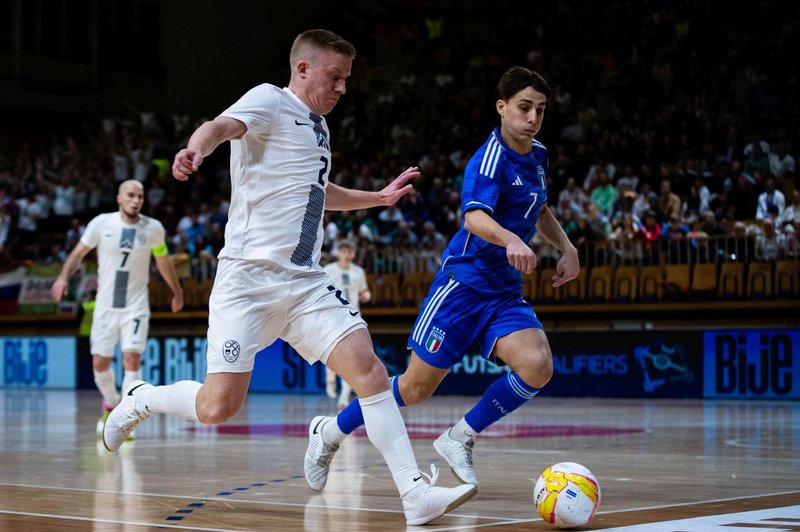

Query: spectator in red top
635 210 662 263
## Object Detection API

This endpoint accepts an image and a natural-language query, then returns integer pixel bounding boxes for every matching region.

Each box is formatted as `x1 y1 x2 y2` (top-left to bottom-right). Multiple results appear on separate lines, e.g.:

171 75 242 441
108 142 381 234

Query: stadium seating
690 263 718 299
747 261 774 300
774 260 800 299
718 262 745 300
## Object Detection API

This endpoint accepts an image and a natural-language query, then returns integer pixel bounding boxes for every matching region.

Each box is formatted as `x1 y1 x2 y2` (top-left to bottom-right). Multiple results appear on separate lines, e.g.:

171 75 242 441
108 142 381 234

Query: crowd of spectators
1 2 798 276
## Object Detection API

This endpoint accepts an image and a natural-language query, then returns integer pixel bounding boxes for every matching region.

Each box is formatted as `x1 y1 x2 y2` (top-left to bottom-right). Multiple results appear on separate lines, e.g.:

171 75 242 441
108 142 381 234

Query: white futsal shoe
402 464 477 525
102 380 152 452
434 428 478 486
304 416 340 491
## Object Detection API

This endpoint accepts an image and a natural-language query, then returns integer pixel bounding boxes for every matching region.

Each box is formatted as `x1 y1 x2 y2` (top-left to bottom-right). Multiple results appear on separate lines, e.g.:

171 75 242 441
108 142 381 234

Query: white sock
93 367 118 406
360 389 423 499
451 417 477 444
322 416 347 445
136 380 201 421
121 369 142 396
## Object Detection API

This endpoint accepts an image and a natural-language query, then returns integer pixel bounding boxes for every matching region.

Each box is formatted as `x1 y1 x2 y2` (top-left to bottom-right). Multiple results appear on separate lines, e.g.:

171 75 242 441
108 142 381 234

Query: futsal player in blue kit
304 66 580 489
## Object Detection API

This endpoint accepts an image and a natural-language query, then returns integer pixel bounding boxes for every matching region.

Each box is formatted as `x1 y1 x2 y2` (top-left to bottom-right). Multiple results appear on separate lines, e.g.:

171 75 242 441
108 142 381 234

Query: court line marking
1 481 797 529
0 509 241 532
416 489 800 531
0 480 509 521
725 437 800 450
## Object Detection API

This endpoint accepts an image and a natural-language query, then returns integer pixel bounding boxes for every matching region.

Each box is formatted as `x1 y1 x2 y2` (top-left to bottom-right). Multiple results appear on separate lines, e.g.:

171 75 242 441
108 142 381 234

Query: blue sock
464 372 539 433
337 376 405 434
391 374 406 407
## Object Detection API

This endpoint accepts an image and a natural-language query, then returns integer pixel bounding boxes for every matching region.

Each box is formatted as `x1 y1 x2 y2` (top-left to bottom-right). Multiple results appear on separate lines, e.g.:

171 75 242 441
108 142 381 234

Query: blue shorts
407 275 543 369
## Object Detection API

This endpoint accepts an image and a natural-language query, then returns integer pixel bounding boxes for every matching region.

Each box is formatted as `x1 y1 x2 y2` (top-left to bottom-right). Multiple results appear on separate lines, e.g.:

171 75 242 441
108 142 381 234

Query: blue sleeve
461 160 502 215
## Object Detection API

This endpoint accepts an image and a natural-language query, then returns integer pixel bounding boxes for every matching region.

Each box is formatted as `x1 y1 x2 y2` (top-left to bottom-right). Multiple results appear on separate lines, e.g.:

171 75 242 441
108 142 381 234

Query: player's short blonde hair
290 29 356 68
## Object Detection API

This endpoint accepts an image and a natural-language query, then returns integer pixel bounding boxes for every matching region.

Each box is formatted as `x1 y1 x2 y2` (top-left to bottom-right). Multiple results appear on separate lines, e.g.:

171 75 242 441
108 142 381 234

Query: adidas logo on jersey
512 176 524 186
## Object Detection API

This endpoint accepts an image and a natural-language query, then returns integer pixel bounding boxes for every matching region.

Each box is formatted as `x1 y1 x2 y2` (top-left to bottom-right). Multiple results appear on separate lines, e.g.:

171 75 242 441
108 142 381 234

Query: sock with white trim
464 372 539 433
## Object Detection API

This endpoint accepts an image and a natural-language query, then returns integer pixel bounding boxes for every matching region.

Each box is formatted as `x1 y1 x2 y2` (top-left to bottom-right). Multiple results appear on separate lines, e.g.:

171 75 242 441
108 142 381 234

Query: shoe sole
433 439 479 486
101 417 113 452
406 484 478 526
304 416 327 492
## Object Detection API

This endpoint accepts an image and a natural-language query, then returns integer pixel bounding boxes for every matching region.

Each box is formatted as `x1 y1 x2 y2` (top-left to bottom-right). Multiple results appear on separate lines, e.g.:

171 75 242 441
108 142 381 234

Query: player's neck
337 261 351 270
119 210 140 224
287 83 318 116
499 127 532 155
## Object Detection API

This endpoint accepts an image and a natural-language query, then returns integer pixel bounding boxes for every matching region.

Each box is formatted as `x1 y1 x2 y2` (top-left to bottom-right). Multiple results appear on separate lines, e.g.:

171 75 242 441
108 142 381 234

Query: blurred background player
51 180 184 437
323 239 371 409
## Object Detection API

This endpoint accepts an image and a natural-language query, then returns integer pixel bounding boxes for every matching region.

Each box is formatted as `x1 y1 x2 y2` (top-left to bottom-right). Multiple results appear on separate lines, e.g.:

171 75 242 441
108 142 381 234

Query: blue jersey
441 128 549 296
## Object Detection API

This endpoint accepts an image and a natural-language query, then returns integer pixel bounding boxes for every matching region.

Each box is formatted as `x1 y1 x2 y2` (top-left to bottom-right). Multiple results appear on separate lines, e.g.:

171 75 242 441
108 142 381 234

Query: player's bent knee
516 353 554 389
196 389 245 424
197 402 240 424
347 358 388 397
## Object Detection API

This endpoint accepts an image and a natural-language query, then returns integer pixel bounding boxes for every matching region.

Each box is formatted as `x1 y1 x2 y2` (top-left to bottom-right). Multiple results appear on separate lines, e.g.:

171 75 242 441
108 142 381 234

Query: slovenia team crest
223 340 241 363
425 327 446 353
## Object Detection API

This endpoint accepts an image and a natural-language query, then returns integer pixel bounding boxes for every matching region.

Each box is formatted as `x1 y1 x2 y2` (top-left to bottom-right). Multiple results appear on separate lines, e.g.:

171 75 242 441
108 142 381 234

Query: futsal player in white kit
52 180 184 434
323 239 371 409
101 29 475 525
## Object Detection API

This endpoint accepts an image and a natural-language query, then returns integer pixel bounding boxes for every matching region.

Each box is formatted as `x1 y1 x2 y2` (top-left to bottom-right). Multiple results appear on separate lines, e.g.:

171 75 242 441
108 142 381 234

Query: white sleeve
148 219 166 247
220 84 278 137
80 216 101 249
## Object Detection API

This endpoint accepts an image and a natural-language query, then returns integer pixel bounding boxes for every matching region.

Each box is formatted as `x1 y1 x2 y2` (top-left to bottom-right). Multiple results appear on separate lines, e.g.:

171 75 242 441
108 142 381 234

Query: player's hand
552 246 580 287
171 292 184 313
507 238 537 274
51 277 68 301
172 149 204 181
377 166 419 206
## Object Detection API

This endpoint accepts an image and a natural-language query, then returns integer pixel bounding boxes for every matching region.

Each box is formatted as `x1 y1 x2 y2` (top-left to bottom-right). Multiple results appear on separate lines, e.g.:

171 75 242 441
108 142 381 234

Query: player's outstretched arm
154 255 184 313
173 116 247 181
535 205 579 287
51 242 92 301
325 166 419 211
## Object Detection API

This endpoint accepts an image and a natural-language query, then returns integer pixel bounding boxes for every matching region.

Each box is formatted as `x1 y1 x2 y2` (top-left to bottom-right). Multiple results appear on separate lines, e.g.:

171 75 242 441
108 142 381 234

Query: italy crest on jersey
425 326 446 353
537 165 547 189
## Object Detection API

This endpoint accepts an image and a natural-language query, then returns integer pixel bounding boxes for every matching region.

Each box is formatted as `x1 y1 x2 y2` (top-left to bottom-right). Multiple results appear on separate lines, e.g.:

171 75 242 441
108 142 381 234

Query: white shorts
206 258 367 374
90 307 150 356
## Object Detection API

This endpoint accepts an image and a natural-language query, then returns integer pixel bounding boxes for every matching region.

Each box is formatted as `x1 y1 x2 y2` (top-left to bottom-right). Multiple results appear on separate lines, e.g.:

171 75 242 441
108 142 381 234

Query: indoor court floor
0 389 797 531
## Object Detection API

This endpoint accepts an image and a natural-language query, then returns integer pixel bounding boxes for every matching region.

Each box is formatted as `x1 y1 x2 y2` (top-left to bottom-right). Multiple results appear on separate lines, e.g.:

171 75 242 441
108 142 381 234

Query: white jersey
219 84 332 271
81 212 165 312
324 262 368 311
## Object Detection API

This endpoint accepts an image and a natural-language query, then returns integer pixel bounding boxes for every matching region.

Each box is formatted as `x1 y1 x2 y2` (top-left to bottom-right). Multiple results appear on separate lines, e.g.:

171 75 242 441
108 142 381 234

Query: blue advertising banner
372 331 704 398
703 330 799 399
0 336 77 388
249 341 327 394
63 329 797 400
76 335 323 393
97 336 209 389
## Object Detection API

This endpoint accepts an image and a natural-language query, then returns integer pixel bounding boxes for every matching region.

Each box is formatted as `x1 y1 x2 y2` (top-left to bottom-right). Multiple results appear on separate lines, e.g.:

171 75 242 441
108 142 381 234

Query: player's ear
296 60 310 79
496 99 506 117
